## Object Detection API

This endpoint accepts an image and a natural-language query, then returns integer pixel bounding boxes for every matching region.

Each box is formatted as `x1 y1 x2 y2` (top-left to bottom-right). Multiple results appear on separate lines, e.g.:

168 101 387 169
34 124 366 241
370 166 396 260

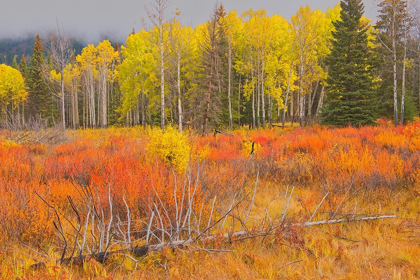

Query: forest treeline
0 0 420 132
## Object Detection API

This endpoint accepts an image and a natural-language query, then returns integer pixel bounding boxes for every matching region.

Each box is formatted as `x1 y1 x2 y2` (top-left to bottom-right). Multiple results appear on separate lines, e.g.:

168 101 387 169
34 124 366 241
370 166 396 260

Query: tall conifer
27 34 54 120
321 0 376 126
19 55 28 80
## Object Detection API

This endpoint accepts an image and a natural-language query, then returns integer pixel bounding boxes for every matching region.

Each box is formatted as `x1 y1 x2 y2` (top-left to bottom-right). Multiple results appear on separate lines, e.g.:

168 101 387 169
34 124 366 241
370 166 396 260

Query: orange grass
0 122 420 279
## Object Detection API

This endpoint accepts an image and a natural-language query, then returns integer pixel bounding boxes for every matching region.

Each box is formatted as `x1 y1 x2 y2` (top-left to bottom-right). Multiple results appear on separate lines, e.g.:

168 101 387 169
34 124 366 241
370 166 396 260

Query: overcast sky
1 0 378 43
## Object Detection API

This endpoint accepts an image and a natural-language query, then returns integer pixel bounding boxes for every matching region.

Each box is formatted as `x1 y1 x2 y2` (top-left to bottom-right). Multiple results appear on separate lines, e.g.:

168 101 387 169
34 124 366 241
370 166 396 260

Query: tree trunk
160 26 165 132
101 70 107 128
83 81 86 129
177 53 183 133
257 57 260 129
61 67 65 129
251 57 256 129
290 91 294 127
203 51 214 135
228 42 233 130
282 60 293 129
299 58 304 127
90 70 96 128
392 11 398 127
309 79 319 119
401 37 407 124
238 74 241 128
141 93 146 128
316 83 325 117
268 94 272 128
261 59 266 129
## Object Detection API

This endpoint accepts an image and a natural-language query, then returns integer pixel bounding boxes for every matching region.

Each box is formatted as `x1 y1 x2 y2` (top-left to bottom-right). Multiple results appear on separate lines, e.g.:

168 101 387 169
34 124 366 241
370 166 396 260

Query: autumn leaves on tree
1 0 419 130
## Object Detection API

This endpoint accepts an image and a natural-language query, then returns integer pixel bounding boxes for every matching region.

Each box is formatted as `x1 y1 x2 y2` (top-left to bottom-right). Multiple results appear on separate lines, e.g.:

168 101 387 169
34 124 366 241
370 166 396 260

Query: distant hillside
0 36 86 66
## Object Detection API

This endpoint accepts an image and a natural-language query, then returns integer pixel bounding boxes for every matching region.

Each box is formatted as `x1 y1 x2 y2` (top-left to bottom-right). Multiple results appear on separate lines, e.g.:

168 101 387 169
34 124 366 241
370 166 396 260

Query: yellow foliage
147 126 190 173
0 139 20 148
0 64 27 111
242 140 262 158
196 144 211 161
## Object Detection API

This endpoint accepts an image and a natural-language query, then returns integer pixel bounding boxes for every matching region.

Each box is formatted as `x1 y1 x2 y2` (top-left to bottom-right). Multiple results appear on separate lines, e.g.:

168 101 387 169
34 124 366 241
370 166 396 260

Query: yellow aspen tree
0 64 28 124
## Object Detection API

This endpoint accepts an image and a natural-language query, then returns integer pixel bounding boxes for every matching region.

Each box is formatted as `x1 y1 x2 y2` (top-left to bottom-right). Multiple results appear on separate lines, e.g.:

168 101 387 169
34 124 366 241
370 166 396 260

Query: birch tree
48 25 73 129
376 0 410 126
146 0 171 132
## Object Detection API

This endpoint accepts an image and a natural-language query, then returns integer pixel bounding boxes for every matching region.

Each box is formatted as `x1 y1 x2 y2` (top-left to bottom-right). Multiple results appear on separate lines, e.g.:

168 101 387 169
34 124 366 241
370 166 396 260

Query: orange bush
0 122 419 245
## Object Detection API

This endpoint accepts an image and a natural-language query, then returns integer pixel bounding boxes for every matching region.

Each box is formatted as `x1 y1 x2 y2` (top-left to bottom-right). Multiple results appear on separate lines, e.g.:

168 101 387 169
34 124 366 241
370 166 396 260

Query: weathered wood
214 130 234 137
31 246 149 269
30 214 396 270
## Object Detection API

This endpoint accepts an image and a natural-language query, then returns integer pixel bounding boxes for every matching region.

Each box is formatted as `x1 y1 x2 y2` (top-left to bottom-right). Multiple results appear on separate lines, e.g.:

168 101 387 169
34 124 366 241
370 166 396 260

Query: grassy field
0 122 420 279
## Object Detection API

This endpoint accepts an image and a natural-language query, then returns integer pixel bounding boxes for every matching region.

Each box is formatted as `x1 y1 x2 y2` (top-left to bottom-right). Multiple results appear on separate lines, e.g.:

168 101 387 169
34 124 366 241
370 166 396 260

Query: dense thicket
0 1 420 130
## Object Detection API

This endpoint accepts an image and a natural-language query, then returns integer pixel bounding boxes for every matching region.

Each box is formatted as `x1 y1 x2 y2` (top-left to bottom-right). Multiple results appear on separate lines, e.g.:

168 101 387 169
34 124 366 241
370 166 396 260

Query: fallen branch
299 215 397 227
31 214 396 269
214 130 234 137
278 259 303 270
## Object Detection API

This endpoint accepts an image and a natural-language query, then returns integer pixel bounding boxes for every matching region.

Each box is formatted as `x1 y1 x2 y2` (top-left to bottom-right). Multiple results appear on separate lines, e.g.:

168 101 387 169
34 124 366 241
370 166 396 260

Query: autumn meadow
1 0 420 278
0 121 419 279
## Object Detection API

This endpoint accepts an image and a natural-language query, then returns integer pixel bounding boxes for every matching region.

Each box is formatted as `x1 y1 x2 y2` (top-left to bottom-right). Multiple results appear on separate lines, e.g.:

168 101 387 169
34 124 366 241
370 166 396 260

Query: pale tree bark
299 55 304 127
146 0 170 132
228 42 233 130
238 74 242 127
378 1 400 126
393 20 398 127
401 4 413 123
71 77 79 129
251 52 256 129
177 53 183 133
261 59 266 129
99 68 107 128
290 91 294 126
401 34 407 124
160 30 165 132
88 69 96 128
282 60 294 129
48 22 72 130
316 83 325 117
257 55 261 129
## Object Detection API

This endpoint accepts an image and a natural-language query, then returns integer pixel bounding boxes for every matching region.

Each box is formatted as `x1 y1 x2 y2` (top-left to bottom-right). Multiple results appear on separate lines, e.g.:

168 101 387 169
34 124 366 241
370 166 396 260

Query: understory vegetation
0 121 420 279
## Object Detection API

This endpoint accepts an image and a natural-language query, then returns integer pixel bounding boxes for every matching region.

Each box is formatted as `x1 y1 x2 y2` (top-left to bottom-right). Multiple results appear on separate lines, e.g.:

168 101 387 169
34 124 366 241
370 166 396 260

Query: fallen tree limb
214 130 234 137
30 214 396 269
298 215 397 227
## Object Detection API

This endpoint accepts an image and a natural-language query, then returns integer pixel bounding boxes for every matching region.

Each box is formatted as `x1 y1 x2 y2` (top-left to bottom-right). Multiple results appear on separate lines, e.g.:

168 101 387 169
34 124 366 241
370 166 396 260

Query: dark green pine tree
27 34 55 121
321 0 377 126
11 55 18 69
19 55 28 80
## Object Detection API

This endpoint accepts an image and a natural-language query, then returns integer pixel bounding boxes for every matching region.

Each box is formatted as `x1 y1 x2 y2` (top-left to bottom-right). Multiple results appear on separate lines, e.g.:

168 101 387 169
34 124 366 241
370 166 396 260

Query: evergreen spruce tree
18 55 28 80
27 34 55 121
11 55 18 69
321 0 376 126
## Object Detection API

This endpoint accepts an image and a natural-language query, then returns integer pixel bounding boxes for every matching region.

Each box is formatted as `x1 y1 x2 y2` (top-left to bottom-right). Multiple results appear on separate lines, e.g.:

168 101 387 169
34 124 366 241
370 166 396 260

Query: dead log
30 215 396 270
214 130 234 137
31 246 149 269
299 215 397 227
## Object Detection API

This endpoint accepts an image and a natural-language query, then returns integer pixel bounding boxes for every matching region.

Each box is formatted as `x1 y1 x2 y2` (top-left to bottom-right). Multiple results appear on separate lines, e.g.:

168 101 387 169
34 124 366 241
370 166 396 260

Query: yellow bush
242 140 262 158
0 139 20 148
147 126 191 173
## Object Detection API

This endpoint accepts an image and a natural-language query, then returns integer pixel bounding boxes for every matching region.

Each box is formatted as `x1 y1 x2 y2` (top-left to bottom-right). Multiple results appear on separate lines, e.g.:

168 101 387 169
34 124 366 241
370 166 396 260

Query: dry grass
1 123 420 279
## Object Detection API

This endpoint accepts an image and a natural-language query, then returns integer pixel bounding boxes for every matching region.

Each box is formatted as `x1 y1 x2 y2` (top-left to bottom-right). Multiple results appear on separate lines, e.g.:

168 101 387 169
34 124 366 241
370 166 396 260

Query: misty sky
1 0 378 43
